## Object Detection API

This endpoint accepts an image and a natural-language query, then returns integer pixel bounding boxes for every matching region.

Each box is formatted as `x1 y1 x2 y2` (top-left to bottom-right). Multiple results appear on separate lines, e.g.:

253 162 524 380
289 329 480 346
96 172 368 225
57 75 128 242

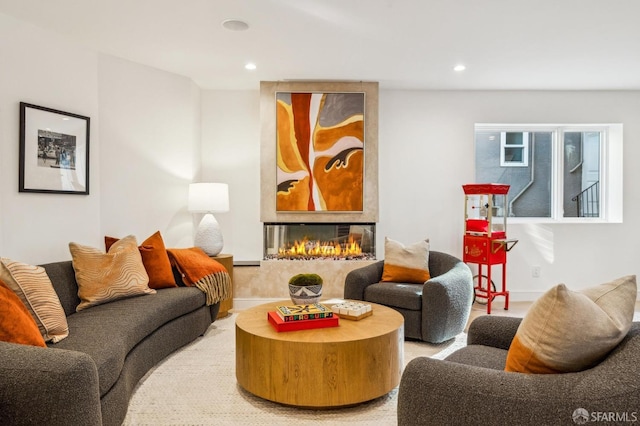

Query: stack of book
267 303 339 332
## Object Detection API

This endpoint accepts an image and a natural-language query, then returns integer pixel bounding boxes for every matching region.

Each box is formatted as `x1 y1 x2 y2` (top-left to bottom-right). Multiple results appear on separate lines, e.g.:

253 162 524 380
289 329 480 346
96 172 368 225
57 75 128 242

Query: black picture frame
19 102 90 194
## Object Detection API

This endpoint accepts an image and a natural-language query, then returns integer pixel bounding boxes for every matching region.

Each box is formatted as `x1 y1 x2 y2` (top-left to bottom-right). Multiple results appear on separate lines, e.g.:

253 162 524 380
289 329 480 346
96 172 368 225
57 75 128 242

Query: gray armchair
398 315 640 426
344 251 473 343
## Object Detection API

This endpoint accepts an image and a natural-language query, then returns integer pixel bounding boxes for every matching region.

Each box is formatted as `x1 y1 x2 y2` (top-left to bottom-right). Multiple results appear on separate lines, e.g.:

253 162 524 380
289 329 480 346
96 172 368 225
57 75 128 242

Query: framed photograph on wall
19 102 90 194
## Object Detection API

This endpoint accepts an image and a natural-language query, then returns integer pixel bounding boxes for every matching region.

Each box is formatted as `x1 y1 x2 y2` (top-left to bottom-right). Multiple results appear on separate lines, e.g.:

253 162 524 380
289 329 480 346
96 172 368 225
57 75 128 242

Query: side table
210 253 233 319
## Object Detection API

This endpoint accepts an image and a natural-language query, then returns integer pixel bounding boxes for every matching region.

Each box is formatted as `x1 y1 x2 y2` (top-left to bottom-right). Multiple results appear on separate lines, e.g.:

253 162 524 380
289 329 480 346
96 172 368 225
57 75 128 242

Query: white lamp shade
188 183 229 213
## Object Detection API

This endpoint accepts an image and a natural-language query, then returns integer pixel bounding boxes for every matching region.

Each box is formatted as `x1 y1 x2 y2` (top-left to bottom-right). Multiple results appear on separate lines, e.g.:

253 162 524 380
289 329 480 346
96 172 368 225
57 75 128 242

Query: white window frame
475 123 623 224
500 131 529 167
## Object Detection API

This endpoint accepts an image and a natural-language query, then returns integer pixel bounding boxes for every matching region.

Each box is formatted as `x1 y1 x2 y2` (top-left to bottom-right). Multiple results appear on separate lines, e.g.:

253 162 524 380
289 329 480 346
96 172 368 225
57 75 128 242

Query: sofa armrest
466 315 522 350
0 341 102 426
421 256 474 343
343 260 384 300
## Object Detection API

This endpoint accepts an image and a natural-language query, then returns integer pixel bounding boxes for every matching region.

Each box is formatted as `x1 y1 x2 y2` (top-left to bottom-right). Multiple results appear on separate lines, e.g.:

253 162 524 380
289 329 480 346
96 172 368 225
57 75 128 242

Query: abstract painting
275 92 364 212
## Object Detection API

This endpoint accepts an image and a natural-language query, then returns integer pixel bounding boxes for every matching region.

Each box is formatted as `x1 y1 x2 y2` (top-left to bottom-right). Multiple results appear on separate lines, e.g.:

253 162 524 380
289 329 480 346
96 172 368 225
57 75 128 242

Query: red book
267 311 339 332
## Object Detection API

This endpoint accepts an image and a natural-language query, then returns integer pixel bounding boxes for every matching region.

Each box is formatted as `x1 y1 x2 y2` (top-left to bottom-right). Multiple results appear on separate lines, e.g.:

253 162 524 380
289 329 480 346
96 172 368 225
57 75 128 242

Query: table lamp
188 182 229 256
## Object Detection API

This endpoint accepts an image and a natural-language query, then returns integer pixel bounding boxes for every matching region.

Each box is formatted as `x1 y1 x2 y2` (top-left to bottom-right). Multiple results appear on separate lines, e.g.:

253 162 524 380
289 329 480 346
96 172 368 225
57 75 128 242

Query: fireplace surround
255 81 380 301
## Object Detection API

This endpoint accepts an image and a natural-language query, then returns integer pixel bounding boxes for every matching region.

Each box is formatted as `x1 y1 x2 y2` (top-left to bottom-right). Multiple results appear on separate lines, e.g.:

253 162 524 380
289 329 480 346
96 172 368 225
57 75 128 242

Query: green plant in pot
288 273 323 305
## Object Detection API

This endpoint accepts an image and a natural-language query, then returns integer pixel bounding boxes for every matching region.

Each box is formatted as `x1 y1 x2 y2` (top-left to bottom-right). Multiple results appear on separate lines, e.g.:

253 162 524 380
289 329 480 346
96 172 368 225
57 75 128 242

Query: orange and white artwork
276 92 364 212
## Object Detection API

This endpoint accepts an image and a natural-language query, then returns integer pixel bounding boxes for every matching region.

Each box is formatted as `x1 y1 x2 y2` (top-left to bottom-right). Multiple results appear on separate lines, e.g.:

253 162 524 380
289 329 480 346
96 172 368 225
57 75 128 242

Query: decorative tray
330 302 372 321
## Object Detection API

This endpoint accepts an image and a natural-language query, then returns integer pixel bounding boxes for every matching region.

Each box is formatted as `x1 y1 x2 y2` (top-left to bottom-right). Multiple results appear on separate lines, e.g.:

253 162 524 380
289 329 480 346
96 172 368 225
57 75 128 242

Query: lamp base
194 213 224 256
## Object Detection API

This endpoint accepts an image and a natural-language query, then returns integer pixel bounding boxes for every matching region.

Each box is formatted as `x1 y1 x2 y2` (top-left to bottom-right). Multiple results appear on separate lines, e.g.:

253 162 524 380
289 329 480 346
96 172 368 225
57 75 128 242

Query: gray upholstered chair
397 316 640 426
343 251 473 343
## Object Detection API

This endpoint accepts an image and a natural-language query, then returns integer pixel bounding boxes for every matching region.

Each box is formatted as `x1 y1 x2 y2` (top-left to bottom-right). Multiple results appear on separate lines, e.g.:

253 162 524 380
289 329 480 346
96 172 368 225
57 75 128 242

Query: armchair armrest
421 254 474 343
0 341 102 426
466 315 522 350
344 260 384 300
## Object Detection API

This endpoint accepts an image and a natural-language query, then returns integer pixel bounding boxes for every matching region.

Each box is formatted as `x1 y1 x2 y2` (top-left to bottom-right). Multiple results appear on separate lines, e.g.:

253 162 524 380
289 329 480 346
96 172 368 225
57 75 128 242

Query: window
475 124 623 223
500 132 529 167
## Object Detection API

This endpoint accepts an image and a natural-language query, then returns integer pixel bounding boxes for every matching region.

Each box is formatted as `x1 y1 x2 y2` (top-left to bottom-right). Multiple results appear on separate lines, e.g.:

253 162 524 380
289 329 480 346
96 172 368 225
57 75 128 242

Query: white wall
98 55 201 248
200 90 261 260
0 13 202 263
0 13 101 263
203 89 640 299
3 12 639 300
377 90 640 299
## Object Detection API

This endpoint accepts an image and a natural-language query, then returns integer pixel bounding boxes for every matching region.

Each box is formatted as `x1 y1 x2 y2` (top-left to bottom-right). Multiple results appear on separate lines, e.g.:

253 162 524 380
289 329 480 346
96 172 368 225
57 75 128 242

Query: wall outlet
532 266 541 278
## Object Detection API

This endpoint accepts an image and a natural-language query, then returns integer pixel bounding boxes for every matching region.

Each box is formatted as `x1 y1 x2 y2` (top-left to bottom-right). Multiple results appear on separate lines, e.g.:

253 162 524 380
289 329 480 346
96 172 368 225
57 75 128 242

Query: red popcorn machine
462 184 518 314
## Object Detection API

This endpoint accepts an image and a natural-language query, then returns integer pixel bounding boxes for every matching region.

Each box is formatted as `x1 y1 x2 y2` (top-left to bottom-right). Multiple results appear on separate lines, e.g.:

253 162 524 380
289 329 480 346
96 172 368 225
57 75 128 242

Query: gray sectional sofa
0 260 220 426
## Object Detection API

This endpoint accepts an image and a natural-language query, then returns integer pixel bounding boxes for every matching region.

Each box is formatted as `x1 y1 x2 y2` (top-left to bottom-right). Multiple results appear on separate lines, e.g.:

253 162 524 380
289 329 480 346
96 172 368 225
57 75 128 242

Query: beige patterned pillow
505 275 637 374
0 258 69 343
69 235 155 312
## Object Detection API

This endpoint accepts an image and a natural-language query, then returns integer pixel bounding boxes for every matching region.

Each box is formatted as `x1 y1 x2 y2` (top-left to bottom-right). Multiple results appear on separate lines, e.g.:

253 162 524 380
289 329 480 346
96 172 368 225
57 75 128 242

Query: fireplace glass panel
264 223 375 260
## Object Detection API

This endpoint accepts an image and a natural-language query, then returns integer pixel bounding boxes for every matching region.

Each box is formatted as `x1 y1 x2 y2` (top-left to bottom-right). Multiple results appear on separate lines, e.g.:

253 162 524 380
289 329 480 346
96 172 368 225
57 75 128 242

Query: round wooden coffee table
235 300 404 408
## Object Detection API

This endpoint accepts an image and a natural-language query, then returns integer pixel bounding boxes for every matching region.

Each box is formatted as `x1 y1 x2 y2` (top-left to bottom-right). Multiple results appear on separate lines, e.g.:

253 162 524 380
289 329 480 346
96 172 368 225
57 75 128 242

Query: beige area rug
123 314 467 426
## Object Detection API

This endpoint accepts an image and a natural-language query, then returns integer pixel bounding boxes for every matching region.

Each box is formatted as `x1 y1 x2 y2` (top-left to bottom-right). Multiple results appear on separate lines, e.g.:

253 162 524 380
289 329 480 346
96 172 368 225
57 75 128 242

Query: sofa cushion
505 275 636 374
105 231 177 289
0 258 69 343
49 286 207 396
381 237 430 284
0 280 46 347
69 235 155 311
364 282 422 311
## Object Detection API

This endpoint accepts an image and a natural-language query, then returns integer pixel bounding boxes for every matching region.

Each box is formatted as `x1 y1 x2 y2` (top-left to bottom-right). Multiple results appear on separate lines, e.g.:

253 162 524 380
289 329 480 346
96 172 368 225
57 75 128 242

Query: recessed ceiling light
454 64 466 72
222 19 249 31
245 63 257 71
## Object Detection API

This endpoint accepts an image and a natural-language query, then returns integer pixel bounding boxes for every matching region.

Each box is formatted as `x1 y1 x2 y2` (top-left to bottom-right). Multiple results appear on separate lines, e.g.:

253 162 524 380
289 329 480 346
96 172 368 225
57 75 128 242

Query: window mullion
599 129 607 220
553 128 563 220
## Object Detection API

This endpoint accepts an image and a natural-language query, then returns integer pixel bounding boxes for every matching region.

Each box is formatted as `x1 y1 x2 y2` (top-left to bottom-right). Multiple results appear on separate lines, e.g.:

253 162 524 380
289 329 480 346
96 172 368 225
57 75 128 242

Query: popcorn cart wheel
472 274 496 305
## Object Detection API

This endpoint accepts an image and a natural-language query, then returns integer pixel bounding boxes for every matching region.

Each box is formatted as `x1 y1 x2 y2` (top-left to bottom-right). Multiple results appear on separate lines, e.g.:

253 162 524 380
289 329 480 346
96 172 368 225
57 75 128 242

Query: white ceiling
2 0 640 91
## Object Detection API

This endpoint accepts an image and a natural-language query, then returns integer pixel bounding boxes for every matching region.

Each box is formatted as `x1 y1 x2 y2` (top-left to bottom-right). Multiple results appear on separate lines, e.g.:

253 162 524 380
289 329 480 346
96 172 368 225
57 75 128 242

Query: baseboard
496 291 640 302
507 291 544 302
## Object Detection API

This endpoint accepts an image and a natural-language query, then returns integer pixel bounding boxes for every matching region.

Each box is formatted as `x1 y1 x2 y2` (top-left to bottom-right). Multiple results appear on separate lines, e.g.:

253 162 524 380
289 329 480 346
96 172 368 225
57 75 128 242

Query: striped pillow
69 235 155 312
505 275 637 374
0 258 69 343
381 237 430 284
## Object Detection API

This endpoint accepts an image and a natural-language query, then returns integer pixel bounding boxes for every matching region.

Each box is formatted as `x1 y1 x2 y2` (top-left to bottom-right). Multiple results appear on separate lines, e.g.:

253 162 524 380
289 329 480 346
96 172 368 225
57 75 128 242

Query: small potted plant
288 273 323 305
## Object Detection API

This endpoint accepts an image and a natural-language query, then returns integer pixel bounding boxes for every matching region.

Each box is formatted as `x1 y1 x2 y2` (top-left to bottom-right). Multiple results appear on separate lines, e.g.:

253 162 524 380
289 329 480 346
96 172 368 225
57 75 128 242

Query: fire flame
278 238 362 258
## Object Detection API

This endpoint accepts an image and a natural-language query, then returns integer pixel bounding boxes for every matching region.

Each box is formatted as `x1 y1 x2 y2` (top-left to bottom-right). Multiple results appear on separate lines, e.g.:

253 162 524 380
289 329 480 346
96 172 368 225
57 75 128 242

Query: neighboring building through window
475 124 622 222
500 132 529 167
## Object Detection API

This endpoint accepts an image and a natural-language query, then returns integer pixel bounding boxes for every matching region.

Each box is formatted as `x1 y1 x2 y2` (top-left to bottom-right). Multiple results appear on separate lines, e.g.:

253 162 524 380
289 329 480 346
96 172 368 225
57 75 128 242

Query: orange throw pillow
0 279 46 347
105 231 176 289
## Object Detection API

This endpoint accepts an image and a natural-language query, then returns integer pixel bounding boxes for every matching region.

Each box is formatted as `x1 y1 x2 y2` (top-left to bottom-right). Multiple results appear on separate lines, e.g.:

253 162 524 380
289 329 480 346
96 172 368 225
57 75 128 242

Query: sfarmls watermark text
573 408 638 424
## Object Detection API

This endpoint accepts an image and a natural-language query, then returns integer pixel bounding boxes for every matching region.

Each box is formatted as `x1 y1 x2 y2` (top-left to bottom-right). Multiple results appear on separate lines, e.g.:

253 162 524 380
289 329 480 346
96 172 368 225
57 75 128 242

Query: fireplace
263 223 376 260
